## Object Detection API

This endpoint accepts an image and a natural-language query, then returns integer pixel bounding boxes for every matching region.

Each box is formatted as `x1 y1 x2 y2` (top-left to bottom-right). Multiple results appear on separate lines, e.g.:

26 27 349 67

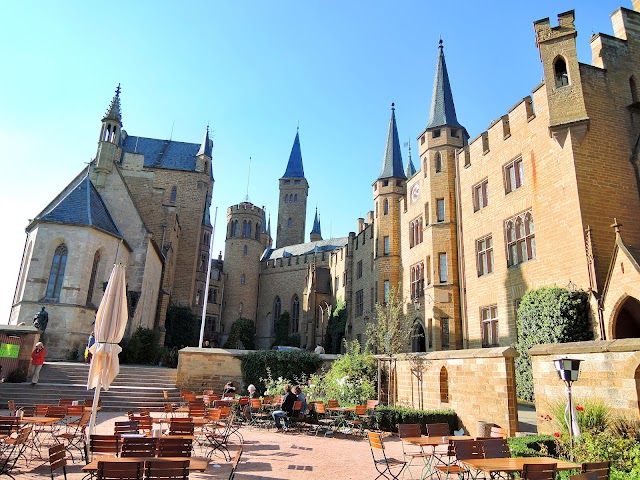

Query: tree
365 284 415 405
224 317 256 350
165 304 198 348
324 298 347 353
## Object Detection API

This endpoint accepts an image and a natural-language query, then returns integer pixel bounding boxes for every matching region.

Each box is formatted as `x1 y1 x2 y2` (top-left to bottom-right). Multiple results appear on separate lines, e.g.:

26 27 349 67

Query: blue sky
0 1 625 321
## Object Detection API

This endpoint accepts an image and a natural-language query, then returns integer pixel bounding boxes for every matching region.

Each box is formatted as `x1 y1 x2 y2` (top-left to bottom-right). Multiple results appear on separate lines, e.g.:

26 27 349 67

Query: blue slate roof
36 173 122 238
379 104 407 180
427 41 463 130
261 237 349 261
405 157 417 177
121 136 201 172
197 125 213 158
311 208 321 235
282 131 305 178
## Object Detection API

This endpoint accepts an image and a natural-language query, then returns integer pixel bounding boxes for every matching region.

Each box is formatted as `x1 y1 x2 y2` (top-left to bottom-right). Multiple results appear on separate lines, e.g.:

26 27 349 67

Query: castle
10 2 640 358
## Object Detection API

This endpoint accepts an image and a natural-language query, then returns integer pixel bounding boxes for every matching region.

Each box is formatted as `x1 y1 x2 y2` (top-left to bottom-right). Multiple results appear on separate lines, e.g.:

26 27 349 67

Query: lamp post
553 357 582 460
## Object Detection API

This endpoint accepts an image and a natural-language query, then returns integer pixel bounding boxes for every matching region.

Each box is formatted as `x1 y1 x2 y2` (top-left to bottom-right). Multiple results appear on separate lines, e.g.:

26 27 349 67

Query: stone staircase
0 362 181 411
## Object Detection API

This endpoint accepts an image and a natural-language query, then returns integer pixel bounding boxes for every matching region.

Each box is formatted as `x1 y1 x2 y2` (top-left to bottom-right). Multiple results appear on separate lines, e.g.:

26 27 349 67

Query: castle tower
94 84 123 187
310 207 322 242
415 40 467 350
276 131 308 248
373 103 407 303
220 201 267 343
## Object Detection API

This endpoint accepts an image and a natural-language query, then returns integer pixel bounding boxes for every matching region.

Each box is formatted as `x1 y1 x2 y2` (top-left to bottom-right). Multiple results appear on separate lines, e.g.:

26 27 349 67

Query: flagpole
199 206 218 347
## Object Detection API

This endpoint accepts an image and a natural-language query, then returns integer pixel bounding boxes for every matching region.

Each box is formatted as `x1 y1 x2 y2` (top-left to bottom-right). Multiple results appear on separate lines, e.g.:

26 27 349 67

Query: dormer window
554 58 569 87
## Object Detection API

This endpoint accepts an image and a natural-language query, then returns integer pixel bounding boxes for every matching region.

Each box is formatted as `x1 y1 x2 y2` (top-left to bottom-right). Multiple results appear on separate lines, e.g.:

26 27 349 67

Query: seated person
294 385 308 414
272 384 296 432
244 384 257 420
222 381 236 398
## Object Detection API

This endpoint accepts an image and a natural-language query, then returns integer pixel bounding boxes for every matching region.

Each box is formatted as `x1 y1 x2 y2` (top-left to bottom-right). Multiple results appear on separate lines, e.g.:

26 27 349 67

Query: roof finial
439 37 443 49
297 120 299 133
611 218 623 235
244 156 252 202
115 83 121 97
391 102 395 111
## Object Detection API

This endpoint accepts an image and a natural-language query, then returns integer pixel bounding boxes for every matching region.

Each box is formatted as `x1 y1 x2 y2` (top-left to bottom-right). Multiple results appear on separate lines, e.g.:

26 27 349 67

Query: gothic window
441 317 450 348
476 235 493 276
505 210 536 266
439 253 448 283
437 199 445 222
248 221 252 237
200 254 207 271
273 296 281 323
384 280 390 303
291 295 300 333
435 152 442 173
410 262 424 299
243 245 248 256
46 243 68 301
287 218 292 228
86 250 101 305
242 221 247 237
196 289 202 305
241 274 245 285
384 199 389 215
110 126 117 143
255 223 261 240
383 236 389 255
170 187 177 203
554 57 569 87
356 290 364 316
231 220 239 238
294 194 298 202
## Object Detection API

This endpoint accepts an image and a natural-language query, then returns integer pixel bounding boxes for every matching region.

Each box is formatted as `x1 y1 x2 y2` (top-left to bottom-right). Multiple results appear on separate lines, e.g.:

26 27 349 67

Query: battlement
534 10 576 45
227 202 265 217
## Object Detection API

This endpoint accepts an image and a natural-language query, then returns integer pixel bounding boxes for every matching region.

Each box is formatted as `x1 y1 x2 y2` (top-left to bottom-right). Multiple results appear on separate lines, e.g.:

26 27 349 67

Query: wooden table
154 418 210 426
20 416 61 426
404 435 474 447
82 456 210 472
460 457 580 478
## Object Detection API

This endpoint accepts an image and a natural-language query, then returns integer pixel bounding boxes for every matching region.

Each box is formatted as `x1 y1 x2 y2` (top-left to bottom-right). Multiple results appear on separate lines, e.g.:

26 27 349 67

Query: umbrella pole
87 385 102 446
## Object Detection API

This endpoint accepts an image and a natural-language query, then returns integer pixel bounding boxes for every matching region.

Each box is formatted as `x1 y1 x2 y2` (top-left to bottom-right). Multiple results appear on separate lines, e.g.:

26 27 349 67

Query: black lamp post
553 357 582 459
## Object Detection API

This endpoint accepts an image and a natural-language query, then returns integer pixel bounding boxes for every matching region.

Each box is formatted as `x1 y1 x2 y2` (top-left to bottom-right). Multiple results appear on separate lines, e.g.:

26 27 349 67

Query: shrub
515 287 591 402
6 367 27 383
316 340 377 405
240 350 322 396
164 304 198 348
507 435 557 458
121 326 162 364
224 318 255 350
324 299 347 353
273 312 299 347
372 405 457 434
66 344 80 362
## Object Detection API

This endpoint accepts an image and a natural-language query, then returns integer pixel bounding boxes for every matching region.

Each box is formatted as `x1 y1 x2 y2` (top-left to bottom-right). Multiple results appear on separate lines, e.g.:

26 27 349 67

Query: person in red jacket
30 342 46 385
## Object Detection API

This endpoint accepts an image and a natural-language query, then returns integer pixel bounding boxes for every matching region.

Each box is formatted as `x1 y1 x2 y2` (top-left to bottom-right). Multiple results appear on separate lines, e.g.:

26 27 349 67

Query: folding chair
345 405 368 436
248 399 270 429
49 443 68 480
313 402 337 436
96 460 142 480
570 474 598 480
58 399 76 406
521 463 557 480
169 421 195 436
581 461 611 480
367 431 407 480
228 446 244 480
435 439 483 480
120 437 158 458
157 437 192 457
144 459 189 480
203 411 235 460
87 434 120 463
114 421 139 436
397 423 429 479
480 438 510 458
425 423 451 457
0 427 30 479
59 411 91 462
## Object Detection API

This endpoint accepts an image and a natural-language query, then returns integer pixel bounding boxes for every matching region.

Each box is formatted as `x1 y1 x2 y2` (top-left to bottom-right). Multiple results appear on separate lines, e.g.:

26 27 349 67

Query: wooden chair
581 461 611 480
397 424 428 478
435 439 483 479
114 421 139 435
144 459 189 480
368 431 407 480
157 437 192 458
49 443 68 480
169 421 195 436
188 402 206 418
346 405 369 436
313 403 336 436
570 474 598 480
203 411 235 460
490 426 507 438
248 399 270 429
120 437 158 458
163 403 175 419
128 415 152 434
65 405 85 421
37 404 53 416
59 411 91 462
0 416 19 437
88 434 120 460
96 460 142 480
480 438 511 458
228 446 244 480
20 406 36 417
58 398 75 406
425 422 450 437
0 426 31 478
521 463 557 480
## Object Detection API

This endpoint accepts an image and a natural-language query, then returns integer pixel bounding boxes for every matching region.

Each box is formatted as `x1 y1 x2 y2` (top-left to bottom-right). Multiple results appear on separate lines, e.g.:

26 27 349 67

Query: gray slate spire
103 84 122 123
262 208 268 233
197 125 213 157
311 208 321 235
405 157 416 177
427 40 463 130
282 130 305 178
379 103 406 180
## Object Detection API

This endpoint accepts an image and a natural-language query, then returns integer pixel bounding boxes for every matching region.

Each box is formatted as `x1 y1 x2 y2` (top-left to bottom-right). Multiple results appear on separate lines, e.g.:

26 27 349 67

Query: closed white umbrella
86 263 128 438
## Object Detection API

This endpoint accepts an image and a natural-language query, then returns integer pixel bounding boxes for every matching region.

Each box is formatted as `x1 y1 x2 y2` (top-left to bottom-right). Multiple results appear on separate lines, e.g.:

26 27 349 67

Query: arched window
241 274 245 285
243 245 248 256
285 194 289 203
435 152 442 173
505 210 536 266
86 250 101 305
242 220 247 237
294 194 298 202
287 218 292 228
248 221 252 238
273 296 281 323
110 126 117 143
46 243 68 301
384 199 389 215
631 76 639 104
232 220 239 237
412 321 426 352
291 295 300 333
554 57 569 87
255 223 261 239
439 367 449 403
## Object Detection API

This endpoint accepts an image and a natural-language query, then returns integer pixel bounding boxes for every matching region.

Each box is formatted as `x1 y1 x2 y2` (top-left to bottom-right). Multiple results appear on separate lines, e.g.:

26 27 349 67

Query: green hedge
240 350 322 396
515 287 591 402
507 435 557 458
121 326 162 364
372 405 457 433
224 318 256 350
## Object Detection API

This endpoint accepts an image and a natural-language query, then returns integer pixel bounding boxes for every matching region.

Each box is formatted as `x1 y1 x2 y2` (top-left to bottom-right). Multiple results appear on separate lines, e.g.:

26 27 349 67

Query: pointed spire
267 214 272 237
427 40 463 130
102 84 122 123
311 208 321 235
282 130 305 178
197 124 212 157
262 208 268 233
405 157 416 177
379 103 407 180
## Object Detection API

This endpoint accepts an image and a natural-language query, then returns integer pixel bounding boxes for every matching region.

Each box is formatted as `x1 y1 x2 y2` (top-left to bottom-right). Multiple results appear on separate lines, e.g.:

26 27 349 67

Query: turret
310 207 322 242
94 85 123 187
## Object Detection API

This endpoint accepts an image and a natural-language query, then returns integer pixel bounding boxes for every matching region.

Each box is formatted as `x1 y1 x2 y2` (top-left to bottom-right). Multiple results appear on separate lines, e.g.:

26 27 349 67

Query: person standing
31 342 46 386
314 344 325 354
85 333 95 364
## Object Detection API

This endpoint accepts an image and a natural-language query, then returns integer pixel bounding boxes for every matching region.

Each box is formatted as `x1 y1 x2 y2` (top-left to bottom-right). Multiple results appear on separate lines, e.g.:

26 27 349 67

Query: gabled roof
379 104 406 180
426 40 463 130
34 172 122 238
121 136 201 172
197 125 213 158
311 208 321 235
282 131 305 178
261 237 349 261
103 84 122 124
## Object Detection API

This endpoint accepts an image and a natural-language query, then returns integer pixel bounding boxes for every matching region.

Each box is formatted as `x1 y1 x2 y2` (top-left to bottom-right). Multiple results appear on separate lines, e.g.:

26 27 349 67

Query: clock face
410 182 420 203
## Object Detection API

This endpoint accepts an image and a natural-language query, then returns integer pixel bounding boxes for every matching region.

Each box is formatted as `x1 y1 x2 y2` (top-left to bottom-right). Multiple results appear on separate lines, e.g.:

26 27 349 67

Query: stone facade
530 339 640 434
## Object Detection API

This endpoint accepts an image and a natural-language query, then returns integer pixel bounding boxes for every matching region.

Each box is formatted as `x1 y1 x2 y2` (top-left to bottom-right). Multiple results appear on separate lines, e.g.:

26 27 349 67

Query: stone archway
613 296 640 339
412 321 426 352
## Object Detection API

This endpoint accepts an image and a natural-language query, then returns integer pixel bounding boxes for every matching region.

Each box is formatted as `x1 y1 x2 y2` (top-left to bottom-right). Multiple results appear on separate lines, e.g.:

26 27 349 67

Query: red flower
576 405 584 412
553 432 561 438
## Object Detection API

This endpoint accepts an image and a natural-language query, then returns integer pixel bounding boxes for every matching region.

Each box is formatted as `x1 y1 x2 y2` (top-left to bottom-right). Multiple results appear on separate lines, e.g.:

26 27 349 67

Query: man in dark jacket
272 384 296 432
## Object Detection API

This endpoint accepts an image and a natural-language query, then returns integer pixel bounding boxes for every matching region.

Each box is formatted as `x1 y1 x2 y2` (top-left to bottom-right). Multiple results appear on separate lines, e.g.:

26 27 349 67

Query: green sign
0 343 20 359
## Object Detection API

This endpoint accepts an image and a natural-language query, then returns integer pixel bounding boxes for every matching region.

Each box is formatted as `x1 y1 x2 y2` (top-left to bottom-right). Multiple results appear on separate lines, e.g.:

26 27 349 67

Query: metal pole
567 383 574 461
199 207 218 348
